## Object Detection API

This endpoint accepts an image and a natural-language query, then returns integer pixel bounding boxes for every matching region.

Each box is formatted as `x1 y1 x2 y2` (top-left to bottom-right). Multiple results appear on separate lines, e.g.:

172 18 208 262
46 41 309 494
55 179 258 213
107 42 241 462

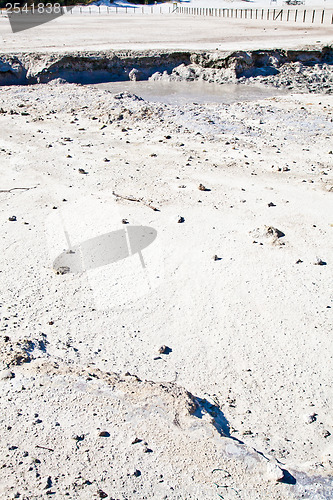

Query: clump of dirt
250 226 286 246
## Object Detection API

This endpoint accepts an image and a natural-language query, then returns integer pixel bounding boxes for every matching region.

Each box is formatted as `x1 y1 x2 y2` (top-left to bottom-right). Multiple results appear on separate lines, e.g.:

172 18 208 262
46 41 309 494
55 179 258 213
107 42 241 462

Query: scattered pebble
78 168 88 174
0 369 15 380
55 266 70 275
304 413 317 424
8 216 16 221
132 437 142 444
122 219 129 224
266 462 284 482
177 216 185 223
314 257 326 266
158 345 171 354
97 490 108 498
98 431 110 437
133 469 141 477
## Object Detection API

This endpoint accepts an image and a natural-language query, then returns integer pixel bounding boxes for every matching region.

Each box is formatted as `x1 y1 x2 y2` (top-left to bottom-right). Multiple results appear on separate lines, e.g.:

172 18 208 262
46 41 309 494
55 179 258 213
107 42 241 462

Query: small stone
0 370 15 380
129 68 140 81
158 345 169 354
177 216 185 223
72 434 84 442
122 219 129 224
314 257 326 266
322 430 331 438
133 469 141 477
78 168 88 174
103 158 110 162
304 413 317 424
296 259 303 264
55 266 70 275
98 431 110 437
268 202 276 207
165 135 171 140
44 477 52 490
8 216 16 221
132 437 142 444
266 462 284 482
97 490 108 499
198 183 208 191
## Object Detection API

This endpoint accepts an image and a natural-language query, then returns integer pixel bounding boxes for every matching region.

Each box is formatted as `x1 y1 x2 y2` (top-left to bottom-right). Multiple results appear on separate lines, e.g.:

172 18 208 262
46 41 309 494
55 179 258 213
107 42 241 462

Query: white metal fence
1 4 333 25
176 5 333 25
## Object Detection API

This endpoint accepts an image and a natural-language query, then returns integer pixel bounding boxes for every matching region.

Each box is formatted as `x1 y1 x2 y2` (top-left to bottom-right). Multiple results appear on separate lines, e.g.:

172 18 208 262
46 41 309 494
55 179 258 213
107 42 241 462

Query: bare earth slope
0 81 332 498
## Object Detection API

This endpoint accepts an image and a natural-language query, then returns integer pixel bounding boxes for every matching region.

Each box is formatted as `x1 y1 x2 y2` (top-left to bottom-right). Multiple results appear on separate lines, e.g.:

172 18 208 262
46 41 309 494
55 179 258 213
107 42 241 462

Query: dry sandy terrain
0 78 332 498
0 5 333 499
1 12 333 52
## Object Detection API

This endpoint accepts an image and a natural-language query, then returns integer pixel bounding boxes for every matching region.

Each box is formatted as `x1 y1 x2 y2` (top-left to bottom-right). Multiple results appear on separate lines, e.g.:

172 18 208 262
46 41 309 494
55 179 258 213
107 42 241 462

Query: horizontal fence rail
1 4 332 25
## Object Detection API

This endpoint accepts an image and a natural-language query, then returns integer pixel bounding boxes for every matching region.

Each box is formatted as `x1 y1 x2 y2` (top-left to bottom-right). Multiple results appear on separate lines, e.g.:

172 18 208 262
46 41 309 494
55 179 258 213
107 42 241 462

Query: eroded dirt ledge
0 46 332 92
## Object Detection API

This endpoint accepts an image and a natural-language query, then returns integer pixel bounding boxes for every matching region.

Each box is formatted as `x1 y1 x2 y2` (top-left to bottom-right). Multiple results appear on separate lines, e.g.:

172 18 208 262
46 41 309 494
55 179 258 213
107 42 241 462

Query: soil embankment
0 46 332 92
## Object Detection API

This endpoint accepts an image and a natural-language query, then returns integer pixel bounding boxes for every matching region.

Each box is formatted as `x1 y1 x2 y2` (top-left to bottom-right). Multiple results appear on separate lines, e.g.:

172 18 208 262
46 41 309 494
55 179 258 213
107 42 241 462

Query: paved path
0 12 332 53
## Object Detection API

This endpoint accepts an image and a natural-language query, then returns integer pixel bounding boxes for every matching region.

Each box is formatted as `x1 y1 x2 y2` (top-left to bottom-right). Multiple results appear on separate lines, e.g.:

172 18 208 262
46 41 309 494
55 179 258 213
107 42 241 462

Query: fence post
294 9 298 22
303 9 306 22
267 9 270 20
321 9 325 24
261 9 264 20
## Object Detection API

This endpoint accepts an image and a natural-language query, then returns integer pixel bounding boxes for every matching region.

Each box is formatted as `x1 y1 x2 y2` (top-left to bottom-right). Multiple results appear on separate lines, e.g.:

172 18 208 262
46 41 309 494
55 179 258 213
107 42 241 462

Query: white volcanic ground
0 81 332 499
